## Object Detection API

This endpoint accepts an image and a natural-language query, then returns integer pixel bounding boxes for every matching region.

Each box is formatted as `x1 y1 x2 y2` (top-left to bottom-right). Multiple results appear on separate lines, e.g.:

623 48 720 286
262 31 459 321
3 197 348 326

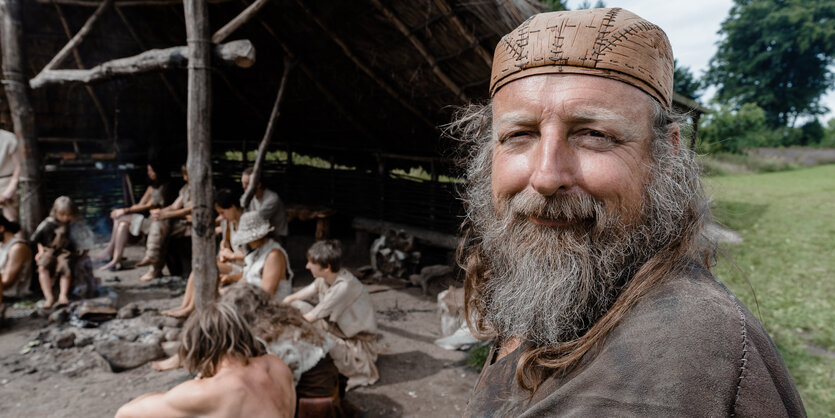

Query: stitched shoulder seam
731 301 749 417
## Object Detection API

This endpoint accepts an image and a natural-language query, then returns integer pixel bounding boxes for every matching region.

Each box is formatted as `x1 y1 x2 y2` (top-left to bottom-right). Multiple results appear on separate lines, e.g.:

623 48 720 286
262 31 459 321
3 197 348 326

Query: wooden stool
297 387 342 418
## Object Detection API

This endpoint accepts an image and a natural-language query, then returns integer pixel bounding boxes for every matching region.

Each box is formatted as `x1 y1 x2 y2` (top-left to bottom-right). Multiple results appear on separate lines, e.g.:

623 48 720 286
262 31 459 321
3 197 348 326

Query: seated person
0 129 21 222
240 167 288 245
0 214 31 325
284 240 379 390
162 210 292 318
158 283 346 415
161 188 244 318
31 196 79 309
99 163 171 271
116 302 295 418
137 164 193 281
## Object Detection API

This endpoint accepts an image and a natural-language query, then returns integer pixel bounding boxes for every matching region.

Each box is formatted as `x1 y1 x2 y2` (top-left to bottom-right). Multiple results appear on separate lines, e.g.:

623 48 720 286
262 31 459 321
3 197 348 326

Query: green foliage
705 0 835 127
698 103 780 153
706 165 835 416
574 0 605 9
467 344 491 370
798 120 825 146
539 0 567 11
674 59 703 100
822 118 835 147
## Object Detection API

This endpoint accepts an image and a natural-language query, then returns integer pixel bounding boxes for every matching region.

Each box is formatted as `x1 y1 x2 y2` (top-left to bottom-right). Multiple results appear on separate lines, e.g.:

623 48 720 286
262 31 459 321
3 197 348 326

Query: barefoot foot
161 307 192 318
139 269 160 282
152 355 181 371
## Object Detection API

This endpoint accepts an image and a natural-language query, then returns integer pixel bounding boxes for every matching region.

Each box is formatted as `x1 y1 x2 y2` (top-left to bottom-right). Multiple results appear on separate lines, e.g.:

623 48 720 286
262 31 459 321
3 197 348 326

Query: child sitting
30 196 78 308
283 240 379 390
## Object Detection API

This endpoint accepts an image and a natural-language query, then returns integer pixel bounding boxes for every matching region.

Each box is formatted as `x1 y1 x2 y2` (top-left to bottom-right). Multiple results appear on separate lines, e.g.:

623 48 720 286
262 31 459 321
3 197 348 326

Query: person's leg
151 353 181 372
138 219 168 266
56 275 70 306
100 220 130 271
38 268 55 308
161 272 195 317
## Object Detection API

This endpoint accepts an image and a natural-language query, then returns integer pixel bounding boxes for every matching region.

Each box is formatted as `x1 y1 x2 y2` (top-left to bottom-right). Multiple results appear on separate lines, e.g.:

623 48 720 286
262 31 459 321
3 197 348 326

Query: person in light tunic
284 239 378 391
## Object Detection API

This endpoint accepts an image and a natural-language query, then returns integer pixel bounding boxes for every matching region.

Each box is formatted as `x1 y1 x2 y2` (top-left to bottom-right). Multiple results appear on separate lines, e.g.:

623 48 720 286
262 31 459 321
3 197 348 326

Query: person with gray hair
452 8 804 416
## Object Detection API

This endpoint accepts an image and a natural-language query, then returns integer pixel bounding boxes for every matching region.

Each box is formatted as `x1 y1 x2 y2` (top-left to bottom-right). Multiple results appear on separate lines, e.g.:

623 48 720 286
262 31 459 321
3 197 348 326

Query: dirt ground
0 242 479 418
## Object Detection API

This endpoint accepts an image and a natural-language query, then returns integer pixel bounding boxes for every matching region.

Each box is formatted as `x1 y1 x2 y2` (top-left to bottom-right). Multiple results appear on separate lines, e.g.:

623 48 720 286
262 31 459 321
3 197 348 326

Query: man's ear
669 127 681 155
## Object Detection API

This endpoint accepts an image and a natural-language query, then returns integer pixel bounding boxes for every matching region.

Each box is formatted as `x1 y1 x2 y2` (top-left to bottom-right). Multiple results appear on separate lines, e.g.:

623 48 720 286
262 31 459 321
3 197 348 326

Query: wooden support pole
38 0 111 74
184 0 217 308
294 0 435 129
53 2 113 139
211 0 269 43
0 0 43 236
368 0 469 102
29 40 255 89
431 0 492 67
35 0 233 6
241 57 294 208
113 4 185 113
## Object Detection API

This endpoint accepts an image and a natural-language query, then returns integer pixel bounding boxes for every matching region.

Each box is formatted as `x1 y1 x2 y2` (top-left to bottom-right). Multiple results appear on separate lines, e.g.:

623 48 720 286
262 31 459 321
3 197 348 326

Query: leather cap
490 8 674 108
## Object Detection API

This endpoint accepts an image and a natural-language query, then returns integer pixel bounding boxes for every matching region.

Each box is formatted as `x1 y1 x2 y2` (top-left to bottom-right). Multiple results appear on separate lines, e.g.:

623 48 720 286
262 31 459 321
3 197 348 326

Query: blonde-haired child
30 196 79 308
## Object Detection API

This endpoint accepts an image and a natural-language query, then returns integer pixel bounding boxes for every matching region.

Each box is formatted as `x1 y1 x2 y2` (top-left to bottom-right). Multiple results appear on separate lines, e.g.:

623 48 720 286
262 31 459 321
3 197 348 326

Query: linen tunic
464 266 806 417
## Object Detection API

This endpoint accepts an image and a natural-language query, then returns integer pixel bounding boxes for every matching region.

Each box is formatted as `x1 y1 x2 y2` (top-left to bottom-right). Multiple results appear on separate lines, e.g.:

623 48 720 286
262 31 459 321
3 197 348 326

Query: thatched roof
3 0 544 169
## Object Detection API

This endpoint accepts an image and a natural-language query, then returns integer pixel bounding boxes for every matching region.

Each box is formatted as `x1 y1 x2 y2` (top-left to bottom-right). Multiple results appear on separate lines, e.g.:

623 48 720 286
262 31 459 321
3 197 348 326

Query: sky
565 0 835 123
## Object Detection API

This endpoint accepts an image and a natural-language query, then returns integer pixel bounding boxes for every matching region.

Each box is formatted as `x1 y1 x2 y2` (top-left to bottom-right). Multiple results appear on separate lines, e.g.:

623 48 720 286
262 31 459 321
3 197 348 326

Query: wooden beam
368 0 468 102
0 0 44 235
29 40 255 89
211 0 269 43
53 2 113 139
37 0 111 74
431 0 492 67
183 0 217 307
247 1 376 142
294 0 435 129
241 57 294 208
113 4 185 112
36 0 232 6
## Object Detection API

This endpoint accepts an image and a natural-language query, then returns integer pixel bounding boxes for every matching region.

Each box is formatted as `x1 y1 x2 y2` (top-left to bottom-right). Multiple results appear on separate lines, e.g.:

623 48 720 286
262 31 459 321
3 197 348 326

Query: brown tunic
465 267 806 417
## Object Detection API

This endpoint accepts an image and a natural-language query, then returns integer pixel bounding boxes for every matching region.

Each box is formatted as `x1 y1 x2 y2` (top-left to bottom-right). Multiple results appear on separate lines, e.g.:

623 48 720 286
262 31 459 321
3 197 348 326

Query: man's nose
529 131 576 196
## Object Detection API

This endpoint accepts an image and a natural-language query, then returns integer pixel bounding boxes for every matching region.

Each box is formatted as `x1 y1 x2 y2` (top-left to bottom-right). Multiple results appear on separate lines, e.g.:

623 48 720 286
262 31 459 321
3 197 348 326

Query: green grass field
705 164 835 416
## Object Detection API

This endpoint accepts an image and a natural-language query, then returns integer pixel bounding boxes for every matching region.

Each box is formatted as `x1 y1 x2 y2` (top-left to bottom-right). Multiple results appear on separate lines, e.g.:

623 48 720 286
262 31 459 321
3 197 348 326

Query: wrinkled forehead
491 74 656 131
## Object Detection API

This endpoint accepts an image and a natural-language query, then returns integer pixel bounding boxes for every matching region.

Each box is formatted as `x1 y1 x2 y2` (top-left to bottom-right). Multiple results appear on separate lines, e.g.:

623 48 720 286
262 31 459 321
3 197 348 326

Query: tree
798 119 824 146
674 59 703 100
823 118 835 147
575 0 606 9
539 0 567 11
699 103 780 153
705 0 835 128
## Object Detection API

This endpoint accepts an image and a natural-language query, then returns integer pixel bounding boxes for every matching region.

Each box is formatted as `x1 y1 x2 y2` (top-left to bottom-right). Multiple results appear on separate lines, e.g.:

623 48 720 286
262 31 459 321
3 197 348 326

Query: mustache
505 191 601 223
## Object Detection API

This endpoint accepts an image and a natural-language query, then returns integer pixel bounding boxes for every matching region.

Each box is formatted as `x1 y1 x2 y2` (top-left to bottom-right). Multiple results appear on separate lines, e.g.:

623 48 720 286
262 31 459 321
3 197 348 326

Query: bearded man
452 8 805 417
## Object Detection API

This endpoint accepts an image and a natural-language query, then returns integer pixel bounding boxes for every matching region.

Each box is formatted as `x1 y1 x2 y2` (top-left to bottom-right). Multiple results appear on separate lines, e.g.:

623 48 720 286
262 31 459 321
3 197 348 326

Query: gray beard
471 180 669 346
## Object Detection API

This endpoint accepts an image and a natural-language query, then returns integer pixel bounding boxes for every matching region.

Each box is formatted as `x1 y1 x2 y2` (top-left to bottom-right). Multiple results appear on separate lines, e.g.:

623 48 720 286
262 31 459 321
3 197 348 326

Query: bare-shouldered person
116 302 295 418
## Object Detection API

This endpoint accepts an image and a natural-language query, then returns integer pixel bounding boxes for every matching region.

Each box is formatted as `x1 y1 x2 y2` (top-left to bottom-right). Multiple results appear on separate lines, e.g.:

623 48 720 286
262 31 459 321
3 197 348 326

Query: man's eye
500 131 532 143
581 130 619 142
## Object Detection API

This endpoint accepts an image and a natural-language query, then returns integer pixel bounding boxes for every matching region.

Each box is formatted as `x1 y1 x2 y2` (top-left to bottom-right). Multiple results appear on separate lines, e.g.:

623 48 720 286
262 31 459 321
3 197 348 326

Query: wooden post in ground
241 57 294 208
183 0 217 307
0 0 43 235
